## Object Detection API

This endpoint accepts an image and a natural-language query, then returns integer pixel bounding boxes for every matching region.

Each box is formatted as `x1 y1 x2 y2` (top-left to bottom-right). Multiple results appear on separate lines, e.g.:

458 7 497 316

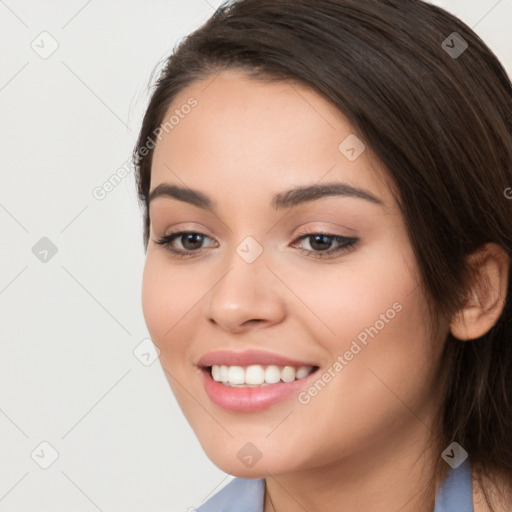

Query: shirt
196 459 473 511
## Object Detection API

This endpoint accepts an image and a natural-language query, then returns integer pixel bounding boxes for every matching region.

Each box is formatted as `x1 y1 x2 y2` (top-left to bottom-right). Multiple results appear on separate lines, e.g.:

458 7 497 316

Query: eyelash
154 230 359 259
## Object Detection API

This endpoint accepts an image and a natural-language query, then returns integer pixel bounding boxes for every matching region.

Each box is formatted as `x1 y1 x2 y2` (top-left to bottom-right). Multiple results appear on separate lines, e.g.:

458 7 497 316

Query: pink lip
197 350 319 412
197 349 316 368
200 369 318 412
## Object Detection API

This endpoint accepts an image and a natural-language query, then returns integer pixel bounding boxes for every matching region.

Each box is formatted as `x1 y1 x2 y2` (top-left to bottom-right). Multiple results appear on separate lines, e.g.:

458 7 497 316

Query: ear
450 243 510 341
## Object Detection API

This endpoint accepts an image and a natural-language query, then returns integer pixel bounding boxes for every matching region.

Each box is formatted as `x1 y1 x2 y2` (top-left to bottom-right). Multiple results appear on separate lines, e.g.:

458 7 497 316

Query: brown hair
133 0 512 508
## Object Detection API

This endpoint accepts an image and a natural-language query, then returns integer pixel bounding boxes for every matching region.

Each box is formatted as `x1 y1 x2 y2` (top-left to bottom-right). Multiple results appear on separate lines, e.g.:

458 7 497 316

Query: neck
264 418 448 512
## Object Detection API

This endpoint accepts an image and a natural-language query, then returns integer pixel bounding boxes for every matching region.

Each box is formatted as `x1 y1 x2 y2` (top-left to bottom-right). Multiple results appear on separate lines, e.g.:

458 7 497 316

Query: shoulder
196 477 265 512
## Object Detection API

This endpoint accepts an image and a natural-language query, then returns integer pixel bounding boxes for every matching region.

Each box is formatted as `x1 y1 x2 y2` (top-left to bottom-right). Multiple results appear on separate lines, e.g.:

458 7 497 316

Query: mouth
197 351 321 412
206 364 318 387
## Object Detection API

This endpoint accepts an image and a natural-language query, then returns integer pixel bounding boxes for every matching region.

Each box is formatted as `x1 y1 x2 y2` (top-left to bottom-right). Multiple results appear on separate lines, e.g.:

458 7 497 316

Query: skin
141 70 509 511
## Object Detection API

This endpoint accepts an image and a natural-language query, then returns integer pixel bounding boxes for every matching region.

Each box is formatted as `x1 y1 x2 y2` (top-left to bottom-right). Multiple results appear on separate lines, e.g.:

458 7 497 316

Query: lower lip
201 368 317 412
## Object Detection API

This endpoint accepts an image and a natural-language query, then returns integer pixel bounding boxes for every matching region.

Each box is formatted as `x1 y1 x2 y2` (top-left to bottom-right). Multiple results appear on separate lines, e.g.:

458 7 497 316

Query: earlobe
449 243 510 341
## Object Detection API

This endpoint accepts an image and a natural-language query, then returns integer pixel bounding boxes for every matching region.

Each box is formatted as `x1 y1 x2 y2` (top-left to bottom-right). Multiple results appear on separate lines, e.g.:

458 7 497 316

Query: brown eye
292 233 359 259
178 233 206 251
154 231 218 257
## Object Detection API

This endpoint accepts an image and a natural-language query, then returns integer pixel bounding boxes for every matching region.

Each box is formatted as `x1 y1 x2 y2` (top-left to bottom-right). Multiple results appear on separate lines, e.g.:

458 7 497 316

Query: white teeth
281 366 296 383
296 366 311 379
211 365 221 381
210 364 314 386
228 366 245 385
265 365 281 384
220 365 229 382
245 365 265 385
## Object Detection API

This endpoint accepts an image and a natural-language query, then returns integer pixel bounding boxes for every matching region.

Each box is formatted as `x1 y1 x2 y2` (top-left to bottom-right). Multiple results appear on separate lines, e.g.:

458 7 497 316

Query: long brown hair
133 0 512 508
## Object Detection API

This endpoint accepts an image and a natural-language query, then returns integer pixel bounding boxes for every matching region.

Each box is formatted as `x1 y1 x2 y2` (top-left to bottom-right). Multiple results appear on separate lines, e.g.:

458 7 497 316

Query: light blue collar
197 459 473 511
196 477 264 512
434 459 474 512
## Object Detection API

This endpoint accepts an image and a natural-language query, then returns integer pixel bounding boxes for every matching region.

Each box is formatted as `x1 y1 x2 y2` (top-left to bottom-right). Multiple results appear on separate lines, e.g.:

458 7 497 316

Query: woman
134 0 512 510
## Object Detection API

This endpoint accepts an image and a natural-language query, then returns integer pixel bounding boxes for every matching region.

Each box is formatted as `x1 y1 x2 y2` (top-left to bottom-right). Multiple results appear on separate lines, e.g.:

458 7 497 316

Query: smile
197 350 320 412
210 364 316 387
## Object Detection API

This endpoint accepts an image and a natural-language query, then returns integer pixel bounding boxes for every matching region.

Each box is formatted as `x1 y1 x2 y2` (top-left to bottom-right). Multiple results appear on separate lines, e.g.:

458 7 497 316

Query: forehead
150 71 393 207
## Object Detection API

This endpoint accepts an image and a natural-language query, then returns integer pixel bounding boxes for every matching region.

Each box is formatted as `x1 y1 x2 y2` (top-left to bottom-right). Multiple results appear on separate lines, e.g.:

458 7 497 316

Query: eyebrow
148 182 384 211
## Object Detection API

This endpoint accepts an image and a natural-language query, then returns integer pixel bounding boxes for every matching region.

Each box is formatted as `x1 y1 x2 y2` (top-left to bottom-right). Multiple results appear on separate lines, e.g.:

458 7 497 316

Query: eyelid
293 221 357 237
156 222 216 239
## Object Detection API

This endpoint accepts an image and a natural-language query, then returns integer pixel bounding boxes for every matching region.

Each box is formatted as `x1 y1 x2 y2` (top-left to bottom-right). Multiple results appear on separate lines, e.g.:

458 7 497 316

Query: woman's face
142 70 449 477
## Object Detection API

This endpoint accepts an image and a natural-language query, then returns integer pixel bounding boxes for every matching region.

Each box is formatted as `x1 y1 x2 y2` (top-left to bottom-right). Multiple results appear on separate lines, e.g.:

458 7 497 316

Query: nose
205 254 287 334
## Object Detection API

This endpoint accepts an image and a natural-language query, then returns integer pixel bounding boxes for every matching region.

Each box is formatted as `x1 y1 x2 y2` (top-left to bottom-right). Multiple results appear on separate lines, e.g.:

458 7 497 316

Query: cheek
278 238 419 355
285 240 441 419
278 291 441 469
141 254 203 410
141 255 167 340
141 254 196 357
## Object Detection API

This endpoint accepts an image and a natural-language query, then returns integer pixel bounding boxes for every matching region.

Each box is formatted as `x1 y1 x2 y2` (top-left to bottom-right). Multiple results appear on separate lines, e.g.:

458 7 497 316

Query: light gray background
1 1 510 510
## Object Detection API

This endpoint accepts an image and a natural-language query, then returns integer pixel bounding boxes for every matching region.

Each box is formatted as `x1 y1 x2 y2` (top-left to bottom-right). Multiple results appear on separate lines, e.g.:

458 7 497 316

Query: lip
197 349 317 368
200 368 319 412
197 350 320 412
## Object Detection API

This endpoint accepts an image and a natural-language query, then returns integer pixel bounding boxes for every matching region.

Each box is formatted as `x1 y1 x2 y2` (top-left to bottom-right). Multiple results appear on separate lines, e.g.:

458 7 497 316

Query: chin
199 439 302 479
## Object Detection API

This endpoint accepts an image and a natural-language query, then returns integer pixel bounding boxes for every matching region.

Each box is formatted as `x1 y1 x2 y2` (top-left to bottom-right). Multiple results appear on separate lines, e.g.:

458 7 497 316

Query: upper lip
197 349 318 368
